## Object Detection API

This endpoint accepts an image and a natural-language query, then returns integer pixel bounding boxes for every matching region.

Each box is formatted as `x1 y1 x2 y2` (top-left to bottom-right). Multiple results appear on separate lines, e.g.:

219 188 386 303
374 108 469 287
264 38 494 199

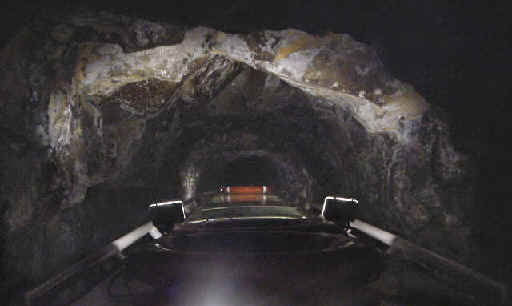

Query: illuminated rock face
0 11 474 286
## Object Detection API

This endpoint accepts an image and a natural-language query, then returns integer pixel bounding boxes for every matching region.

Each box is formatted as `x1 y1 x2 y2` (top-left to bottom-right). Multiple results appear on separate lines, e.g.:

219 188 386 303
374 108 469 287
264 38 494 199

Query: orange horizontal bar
222 186 270 194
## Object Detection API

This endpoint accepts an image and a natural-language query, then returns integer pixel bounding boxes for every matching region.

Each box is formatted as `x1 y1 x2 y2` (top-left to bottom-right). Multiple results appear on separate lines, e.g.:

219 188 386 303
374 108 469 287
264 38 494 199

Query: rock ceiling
0 10 479 287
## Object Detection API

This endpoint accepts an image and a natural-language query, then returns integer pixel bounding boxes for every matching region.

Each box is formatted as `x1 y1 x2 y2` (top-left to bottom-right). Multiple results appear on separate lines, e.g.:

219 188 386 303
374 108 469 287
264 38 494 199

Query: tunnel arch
0 11 479 288
179 131 314 206
73 29 475 266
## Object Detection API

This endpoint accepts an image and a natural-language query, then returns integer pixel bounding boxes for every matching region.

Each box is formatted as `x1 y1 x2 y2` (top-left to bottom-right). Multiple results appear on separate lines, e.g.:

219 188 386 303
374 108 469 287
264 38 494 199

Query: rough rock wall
0 10 477 293
301 95 475 261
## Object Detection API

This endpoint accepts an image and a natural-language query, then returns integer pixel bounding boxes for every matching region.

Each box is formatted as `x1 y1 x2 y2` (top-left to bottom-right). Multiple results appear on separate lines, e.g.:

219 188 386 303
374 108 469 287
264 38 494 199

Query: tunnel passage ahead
179 130 316 204
0 10 482 305
221 156 277 187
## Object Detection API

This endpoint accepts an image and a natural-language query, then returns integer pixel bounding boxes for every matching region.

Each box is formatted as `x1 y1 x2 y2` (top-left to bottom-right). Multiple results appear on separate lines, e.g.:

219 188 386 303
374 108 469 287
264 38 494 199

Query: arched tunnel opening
219 156 278 187
0 6 509 306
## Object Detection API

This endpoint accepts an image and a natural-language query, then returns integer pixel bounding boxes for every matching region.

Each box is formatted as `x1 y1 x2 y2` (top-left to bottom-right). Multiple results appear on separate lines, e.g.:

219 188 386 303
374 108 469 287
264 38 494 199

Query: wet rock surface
0 8 502 305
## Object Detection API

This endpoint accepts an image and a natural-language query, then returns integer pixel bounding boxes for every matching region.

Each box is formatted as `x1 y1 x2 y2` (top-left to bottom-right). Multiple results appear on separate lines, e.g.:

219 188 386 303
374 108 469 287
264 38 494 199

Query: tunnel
0 4 509 306
217 156 279 188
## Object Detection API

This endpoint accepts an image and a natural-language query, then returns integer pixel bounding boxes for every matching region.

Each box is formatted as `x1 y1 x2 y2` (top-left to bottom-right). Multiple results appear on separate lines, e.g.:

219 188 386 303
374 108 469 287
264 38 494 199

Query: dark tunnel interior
1 2 511 306
206 156 278 190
